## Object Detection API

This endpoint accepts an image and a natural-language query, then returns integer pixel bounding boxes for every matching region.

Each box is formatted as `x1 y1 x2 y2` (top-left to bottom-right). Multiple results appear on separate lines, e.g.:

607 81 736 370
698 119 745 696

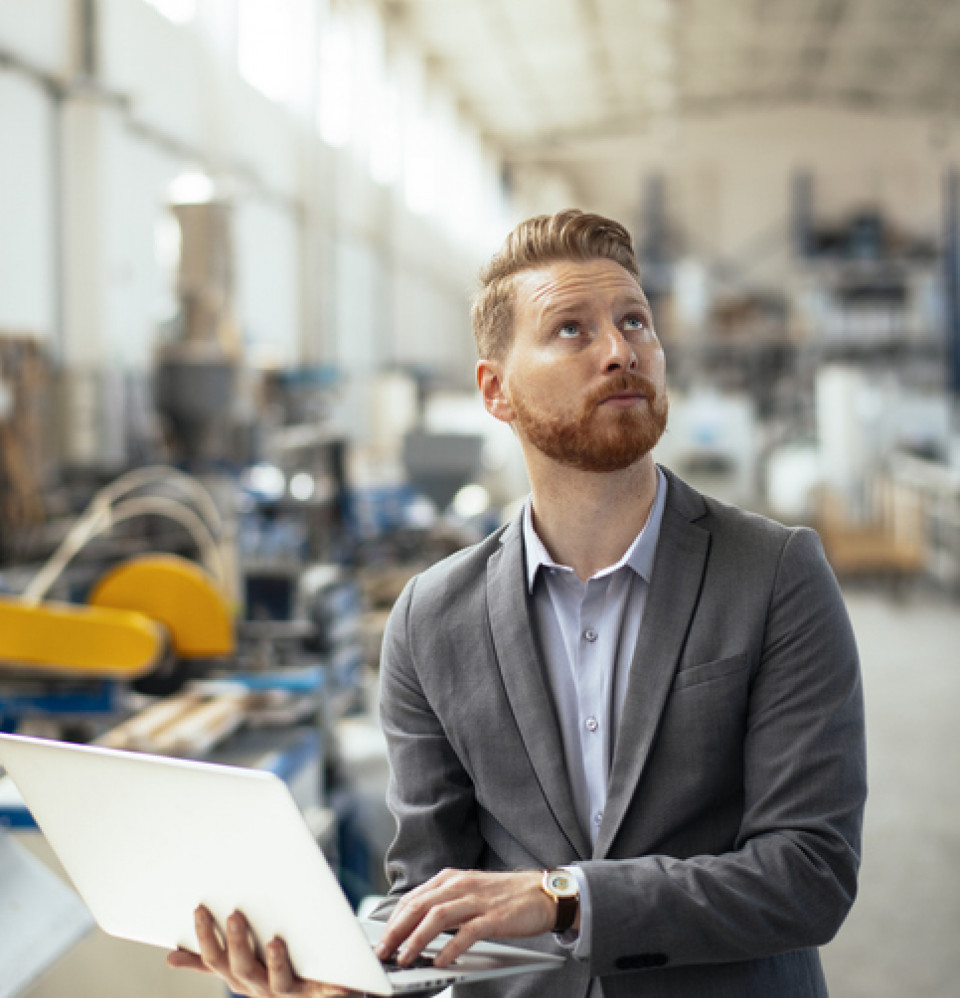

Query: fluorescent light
168 171 215 204
289 473 316 501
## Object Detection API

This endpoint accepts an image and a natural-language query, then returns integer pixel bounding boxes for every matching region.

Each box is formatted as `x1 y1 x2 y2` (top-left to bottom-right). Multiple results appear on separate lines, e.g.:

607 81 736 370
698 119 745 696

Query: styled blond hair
471 209 641 360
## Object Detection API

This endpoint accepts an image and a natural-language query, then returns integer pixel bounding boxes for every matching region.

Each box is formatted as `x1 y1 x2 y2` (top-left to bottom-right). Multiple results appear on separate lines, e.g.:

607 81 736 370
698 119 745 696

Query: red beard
510 372 669 473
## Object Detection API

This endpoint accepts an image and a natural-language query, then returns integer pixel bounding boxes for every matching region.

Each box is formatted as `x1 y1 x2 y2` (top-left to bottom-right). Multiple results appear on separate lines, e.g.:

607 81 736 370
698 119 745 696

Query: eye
557 322 580 339
623 315 647 332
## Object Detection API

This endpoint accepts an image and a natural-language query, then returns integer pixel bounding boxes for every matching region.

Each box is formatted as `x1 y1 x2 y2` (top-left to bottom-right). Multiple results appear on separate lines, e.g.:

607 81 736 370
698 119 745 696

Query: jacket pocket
671 652 748 692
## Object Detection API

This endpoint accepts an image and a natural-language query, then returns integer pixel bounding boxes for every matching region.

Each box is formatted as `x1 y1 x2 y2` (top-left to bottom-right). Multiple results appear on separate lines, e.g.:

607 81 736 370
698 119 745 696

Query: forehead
513 258 648 318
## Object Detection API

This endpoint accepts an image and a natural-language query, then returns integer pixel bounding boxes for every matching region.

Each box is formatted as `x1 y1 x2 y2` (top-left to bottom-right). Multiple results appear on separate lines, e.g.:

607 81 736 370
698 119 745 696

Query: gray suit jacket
377 468 867 997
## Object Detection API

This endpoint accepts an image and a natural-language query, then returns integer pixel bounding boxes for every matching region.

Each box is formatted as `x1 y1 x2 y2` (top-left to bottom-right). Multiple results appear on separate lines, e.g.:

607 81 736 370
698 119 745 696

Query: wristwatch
541 868 579 933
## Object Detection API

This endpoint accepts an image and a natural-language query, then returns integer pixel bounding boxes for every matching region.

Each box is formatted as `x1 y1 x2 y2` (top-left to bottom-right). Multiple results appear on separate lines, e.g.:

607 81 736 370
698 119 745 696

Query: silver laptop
0 732 564 995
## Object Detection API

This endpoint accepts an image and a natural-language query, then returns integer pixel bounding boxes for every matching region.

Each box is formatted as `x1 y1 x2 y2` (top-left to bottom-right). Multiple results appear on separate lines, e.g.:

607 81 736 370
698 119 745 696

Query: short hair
471 209 641 360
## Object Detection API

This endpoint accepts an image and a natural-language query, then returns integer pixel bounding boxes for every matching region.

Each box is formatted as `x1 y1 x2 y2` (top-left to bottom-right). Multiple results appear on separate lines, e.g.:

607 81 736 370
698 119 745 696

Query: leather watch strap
553 891 578 933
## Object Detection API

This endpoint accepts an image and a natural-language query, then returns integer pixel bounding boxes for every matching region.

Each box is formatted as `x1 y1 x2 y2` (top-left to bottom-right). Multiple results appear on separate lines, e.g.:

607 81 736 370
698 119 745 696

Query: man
170 209 867 997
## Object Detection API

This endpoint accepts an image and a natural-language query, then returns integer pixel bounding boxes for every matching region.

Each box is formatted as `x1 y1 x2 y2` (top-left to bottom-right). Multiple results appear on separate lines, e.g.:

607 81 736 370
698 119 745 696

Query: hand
374 869 557 969
166 906 356 997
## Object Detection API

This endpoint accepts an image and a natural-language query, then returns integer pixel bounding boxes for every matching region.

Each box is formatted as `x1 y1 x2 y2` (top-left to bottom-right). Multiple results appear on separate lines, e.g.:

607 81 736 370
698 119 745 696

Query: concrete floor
18 584 960 998
821 585 960 998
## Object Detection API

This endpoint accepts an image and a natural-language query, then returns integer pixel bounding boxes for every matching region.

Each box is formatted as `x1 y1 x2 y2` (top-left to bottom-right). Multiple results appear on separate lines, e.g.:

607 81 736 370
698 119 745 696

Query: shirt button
594 811 604 826
585 716 599 732
583 628 598 642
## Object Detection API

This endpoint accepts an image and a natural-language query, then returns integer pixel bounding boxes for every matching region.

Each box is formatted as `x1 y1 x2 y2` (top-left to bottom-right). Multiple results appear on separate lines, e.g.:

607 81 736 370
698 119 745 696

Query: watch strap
553 892 578 933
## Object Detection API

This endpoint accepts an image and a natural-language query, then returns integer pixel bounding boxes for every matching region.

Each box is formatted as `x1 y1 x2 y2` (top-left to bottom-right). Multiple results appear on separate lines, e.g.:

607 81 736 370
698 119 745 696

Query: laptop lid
0 733 563 995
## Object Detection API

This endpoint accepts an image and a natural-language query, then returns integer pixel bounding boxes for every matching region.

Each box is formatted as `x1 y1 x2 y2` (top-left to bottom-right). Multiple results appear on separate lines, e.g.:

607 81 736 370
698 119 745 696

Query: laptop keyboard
380 953 438 971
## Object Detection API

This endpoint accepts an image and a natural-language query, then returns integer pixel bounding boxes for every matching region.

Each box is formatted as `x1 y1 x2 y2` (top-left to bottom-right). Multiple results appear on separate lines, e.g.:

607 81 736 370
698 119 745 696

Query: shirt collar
522 465 668 593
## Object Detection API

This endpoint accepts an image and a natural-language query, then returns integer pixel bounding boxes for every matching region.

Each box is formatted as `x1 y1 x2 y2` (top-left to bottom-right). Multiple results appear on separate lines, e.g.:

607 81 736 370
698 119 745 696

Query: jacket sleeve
579 527 867 975
374 576 486 917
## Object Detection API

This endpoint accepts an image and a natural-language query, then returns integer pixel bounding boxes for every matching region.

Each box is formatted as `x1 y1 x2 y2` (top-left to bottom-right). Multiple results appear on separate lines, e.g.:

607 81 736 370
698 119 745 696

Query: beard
510 372 669 473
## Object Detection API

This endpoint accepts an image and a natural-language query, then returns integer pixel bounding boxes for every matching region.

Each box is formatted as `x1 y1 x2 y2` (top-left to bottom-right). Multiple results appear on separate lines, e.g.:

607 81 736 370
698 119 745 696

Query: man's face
478 258 668 474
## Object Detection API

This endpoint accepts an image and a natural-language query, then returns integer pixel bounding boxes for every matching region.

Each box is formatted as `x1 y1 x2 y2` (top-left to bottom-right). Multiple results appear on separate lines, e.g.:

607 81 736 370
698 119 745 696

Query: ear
476 359 515 424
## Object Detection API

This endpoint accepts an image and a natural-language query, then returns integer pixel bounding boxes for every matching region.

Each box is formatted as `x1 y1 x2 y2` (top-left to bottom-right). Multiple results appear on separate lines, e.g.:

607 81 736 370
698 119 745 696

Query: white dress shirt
522 466 667 968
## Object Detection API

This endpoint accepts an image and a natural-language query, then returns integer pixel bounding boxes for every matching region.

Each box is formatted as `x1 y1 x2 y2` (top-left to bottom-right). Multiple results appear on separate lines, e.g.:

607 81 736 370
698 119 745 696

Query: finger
225 910 268 988
433 919 489 968
265 936 298 995
376 902 421 958
166 948 209 972
377 900 437 960
394 896 479 966
377 870 461 957
194 905 230 974
266 936 355 998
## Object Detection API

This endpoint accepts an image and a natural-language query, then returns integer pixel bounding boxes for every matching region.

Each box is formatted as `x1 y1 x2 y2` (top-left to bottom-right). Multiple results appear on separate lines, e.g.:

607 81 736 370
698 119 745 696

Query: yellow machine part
88 554 234 659
0 597 163 677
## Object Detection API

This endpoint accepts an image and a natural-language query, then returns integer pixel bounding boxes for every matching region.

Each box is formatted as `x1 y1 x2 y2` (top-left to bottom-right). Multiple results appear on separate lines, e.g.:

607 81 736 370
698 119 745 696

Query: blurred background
0 1 958 996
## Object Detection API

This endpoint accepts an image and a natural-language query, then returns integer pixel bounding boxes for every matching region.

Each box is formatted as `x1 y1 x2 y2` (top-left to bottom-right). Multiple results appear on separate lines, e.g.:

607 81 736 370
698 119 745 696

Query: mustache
585 372 659 409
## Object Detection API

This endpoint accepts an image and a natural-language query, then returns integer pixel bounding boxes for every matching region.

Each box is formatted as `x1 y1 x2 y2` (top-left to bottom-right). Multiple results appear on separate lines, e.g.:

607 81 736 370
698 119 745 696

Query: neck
524 450 659 581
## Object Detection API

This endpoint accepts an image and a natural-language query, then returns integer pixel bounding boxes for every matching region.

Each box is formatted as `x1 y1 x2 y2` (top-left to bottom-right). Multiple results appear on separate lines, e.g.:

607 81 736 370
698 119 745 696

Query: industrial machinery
0 465 236 730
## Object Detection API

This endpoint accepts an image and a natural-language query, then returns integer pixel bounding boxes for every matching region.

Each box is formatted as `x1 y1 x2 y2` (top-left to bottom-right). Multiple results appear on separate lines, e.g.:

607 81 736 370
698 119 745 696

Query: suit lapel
486 518 592 860
595 472 710 858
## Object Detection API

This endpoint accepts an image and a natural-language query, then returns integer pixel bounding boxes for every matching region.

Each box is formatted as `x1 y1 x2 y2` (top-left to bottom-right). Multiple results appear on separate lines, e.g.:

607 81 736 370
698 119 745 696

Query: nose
600 323 638 372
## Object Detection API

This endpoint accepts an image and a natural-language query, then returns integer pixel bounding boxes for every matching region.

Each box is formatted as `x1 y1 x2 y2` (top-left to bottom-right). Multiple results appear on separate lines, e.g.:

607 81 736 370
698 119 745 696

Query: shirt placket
576 577 610 844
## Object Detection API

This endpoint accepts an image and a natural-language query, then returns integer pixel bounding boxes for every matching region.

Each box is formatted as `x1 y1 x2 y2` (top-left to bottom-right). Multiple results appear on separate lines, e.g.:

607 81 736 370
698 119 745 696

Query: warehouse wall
0 0 534 454
0 68 57 339
681 107 953 279
561 105 960 291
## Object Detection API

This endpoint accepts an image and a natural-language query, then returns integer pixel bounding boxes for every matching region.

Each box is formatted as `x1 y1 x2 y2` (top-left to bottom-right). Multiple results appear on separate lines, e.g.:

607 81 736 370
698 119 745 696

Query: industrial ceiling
385 0 960 153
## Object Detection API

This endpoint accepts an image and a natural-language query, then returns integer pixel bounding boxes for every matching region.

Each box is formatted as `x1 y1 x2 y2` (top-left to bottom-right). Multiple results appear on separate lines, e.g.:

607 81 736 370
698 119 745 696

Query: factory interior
1 1 959 996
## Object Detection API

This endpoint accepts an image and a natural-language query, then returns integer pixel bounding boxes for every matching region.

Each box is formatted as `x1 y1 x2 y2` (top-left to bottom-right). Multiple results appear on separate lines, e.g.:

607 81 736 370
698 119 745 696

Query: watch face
545 870 576 897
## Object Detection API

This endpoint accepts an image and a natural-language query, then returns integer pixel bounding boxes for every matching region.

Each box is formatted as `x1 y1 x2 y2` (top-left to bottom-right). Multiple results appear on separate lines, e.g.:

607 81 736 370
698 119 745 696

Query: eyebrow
538 292 652 321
